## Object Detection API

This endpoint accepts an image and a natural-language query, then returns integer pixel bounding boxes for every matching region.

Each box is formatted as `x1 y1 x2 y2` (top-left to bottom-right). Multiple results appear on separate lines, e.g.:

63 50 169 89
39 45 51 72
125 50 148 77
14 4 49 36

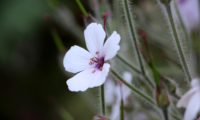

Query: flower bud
156 86 170 108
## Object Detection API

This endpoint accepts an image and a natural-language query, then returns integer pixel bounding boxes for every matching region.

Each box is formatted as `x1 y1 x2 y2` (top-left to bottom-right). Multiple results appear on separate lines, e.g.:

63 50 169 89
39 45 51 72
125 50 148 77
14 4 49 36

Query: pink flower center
89 52 105 71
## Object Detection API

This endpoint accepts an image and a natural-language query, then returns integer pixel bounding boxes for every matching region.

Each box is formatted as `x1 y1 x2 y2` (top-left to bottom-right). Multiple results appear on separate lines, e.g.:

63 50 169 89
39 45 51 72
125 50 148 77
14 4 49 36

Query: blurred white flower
63 23 121 92
134 113 148 120
177 78 200 120
105 71 133 120
177 0 200 31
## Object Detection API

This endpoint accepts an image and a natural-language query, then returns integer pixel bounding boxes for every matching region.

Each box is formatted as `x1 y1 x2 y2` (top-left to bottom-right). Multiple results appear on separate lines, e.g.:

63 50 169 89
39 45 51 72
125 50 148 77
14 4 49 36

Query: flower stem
111 69 156 105
100 85 106 115
120 85 124 120
169 111 181 120
116 55 155 88
51 30 66 53
162 108 168 120
75 0 88 17
165 4 191 82
120 99 124 120
122 0 146 75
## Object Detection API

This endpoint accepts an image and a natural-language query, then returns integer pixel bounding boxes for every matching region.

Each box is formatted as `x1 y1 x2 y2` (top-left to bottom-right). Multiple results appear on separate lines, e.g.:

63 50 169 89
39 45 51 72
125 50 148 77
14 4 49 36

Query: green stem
111 69 156 105
162 108 168 120
51 30 66 53
165 4 191 82
170 112 181 120
122 0 145 75
120 86 124 120
116 55 155 88
120 99 124 120
75 0 88 17
100 85 106 115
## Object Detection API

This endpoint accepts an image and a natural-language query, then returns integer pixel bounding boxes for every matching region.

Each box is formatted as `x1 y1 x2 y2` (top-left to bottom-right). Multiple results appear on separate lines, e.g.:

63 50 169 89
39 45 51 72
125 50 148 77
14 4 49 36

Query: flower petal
63 45 92 73
105 79 116 105
84 23 106 55
177 88 197 108
89 63 110 88
191 78 200 88
110 102 120 120
66 63 110 92
102 31 121 61
123 71 132 83
184 92 200 120
177 0 200 31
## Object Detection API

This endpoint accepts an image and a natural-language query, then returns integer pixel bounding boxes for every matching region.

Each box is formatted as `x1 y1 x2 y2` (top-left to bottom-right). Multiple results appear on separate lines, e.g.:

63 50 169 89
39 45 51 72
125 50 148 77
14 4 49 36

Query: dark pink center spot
89 56 105 71
95 57 104 70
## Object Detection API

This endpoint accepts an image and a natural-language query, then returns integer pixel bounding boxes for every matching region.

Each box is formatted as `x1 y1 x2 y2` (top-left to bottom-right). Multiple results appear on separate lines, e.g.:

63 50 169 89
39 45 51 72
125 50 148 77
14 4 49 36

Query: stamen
89 55 105 71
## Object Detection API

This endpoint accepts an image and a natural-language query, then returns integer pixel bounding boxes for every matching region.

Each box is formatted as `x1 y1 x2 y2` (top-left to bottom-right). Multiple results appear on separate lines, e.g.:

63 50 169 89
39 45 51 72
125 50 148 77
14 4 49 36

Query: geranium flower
63 23 121 92
105 71 133 120
177 0 200 32
177 78 200 120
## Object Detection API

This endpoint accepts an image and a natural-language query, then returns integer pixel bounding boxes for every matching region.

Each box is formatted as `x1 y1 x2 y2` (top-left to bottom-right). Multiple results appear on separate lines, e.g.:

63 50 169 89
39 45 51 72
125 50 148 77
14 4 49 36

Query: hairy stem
116 55 155 88
162 108 168 120
122 0 145 75
165 4 191 82
111 69 156 105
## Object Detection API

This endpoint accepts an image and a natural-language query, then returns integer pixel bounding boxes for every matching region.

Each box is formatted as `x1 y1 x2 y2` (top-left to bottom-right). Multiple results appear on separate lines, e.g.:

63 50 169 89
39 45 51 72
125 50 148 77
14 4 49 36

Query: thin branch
165 4 191 82
111 69 156 105
122 0 146 75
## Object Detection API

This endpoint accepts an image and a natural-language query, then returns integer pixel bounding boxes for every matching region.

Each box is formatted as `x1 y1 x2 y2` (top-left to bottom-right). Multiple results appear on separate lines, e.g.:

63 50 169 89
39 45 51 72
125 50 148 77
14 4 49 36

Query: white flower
105 72 133 120
177 0 200 32
63 23 121 92
177 78 200 120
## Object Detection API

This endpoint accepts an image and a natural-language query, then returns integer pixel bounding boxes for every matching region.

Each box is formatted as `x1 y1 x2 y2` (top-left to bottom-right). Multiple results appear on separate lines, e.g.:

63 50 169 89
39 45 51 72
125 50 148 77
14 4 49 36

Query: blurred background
0 0 93 119
1 0 200 120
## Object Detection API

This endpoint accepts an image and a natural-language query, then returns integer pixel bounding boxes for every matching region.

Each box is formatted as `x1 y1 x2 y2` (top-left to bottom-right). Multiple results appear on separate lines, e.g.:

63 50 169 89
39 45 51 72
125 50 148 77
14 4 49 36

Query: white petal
63 45 92 73
84 23 106 55
115 86 122 104
110 102 120 120
105 79 116 105
184 92 200 120
66 63 110 92
89 63 110 88
177 88 197 108
191 78 200 88
103 31 121 61
122 72 132 103
177 0 200 31
123 71 132 83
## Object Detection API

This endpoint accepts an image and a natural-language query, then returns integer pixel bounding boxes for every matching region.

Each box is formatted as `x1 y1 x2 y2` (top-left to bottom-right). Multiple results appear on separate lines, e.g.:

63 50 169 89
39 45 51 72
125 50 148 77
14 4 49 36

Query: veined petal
84 23 106 55
184 92 200 120
63 45 92 73
102 31 121 61
177 88 197 108
66 63 110 92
